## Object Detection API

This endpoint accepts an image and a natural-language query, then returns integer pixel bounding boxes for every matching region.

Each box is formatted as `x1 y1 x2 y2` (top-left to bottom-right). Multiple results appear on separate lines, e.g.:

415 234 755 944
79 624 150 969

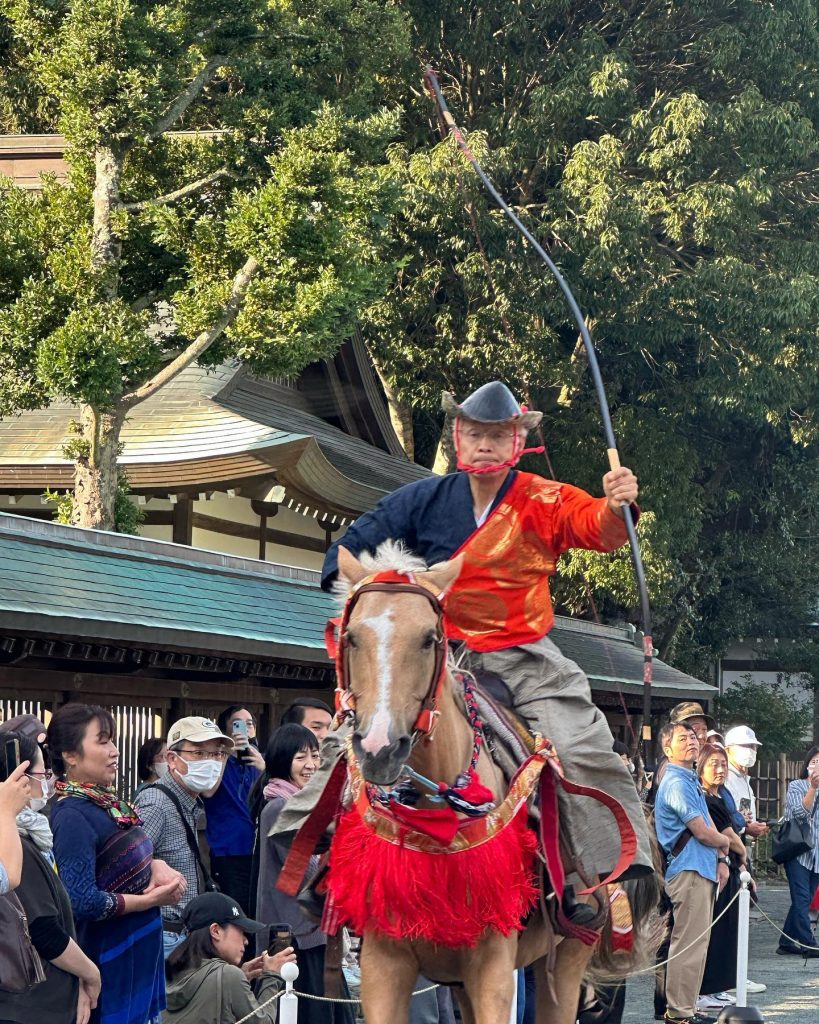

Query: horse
325 541 657 1024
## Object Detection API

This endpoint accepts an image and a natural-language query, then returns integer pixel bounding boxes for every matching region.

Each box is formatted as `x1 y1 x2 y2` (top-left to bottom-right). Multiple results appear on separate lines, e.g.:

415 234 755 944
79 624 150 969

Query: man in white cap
724 725 768 841
723 723 768 995
135 716 233 957
282 381 654 917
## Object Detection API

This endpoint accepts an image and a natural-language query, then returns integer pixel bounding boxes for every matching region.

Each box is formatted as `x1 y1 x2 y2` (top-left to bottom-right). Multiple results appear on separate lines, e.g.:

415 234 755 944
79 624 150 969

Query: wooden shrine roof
0 359 428 516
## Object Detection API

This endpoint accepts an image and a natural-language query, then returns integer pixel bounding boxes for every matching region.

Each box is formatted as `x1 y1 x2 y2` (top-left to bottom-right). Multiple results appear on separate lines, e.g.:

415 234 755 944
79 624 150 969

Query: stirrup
296 860 330 924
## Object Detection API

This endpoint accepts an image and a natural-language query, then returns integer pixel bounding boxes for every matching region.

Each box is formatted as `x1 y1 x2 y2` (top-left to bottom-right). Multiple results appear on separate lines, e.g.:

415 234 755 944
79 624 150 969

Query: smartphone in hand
267 924 293 957
3 737 19 773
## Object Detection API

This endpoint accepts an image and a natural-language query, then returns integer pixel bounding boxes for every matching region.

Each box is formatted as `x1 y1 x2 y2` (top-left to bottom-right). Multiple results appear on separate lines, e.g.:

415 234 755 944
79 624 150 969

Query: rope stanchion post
279 961 300 1024
717 871 765 1024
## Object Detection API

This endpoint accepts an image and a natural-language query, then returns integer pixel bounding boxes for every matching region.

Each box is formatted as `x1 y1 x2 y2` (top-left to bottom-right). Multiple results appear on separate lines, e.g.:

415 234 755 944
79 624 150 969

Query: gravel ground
622 883 819 1024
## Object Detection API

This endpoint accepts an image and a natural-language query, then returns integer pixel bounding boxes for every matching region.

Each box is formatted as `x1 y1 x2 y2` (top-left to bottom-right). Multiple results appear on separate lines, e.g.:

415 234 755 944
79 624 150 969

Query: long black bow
423 67 654 754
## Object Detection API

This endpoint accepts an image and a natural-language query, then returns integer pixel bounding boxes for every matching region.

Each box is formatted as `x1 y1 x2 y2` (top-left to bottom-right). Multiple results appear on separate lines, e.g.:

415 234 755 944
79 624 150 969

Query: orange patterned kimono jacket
445 472 631 651
323 469 632 653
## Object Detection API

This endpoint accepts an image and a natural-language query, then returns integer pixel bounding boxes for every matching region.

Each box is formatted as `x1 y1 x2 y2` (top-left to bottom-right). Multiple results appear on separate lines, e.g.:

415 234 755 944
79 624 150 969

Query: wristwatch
718 855 730 865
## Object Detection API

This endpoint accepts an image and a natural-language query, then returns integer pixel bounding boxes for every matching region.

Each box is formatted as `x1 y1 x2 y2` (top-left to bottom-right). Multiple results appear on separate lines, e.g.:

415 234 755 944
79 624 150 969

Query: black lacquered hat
441 381 542 430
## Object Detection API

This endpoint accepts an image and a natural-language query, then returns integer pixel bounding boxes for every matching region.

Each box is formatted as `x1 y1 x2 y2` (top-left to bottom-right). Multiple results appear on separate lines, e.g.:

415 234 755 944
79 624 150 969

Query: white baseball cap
167 716 234 749
724 725 762 747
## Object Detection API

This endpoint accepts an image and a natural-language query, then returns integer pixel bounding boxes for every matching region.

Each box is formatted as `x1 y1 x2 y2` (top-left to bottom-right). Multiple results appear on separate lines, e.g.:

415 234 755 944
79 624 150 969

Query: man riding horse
275 381 654 909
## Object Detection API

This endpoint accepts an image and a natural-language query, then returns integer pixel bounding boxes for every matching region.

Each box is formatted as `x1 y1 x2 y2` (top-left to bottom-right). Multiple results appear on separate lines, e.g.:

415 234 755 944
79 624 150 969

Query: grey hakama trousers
463 634 653 882
272 635 653 883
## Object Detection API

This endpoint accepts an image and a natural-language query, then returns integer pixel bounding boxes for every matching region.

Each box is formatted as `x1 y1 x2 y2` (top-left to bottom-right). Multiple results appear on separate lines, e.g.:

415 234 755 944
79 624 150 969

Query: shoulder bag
772 814 812 865
152 783 220 892
0 890 46 993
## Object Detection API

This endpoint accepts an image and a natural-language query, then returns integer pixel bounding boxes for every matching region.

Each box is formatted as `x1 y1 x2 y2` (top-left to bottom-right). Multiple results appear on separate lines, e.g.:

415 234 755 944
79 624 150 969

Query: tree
360 0 819 674
0 0 411 529
714 676 813 757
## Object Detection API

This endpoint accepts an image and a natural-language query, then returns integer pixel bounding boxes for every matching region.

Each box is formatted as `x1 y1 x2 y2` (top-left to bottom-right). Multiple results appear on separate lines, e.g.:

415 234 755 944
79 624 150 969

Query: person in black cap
163 892 295 1024
275 381 653 915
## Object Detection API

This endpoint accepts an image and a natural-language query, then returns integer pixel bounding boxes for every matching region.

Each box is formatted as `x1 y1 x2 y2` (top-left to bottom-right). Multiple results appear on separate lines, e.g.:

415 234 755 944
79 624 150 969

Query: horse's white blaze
358 607 396 755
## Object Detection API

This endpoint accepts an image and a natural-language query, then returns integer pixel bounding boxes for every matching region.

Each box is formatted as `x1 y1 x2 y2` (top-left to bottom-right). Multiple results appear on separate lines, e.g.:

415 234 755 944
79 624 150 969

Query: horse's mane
332 540 429 601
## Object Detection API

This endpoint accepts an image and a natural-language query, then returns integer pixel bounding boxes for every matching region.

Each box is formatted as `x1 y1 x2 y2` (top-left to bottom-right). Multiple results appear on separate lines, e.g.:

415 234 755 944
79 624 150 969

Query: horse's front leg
360 933 419 1024
459 932 517 1024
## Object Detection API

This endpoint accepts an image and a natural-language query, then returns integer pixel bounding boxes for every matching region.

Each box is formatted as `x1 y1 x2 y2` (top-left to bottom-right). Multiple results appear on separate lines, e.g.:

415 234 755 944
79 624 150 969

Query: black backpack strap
151 783 219 893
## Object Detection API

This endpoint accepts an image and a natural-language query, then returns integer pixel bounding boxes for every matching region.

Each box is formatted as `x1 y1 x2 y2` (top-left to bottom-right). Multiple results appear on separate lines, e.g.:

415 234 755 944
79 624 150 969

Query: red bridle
324 570 449 739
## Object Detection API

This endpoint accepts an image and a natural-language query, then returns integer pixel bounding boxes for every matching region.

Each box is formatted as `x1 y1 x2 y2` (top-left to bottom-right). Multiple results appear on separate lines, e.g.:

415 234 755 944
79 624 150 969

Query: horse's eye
345 631 358 649
421 631 436 651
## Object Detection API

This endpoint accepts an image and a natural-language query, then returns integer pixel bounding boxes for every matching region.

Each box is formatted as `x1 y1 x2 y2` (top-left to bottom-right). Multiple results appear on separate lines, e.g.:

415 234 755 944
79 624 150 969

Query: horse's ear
423 553 464 595
337 546 370 585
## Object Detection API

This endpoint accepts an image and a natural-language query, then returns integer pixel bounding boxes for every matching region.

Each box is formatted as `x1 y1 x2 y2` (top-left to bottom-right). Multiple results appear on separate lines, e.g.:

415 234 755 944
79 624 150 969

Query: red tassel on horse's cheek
454 769 495 806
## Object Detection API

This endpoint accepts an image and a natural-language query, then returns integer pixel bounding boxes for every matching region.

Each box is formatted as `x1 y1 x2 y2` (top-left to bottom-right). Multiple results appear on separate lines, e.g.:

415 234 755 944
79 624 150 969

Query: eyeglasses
26 770 54 782
174 748 229 761
461 426 517 444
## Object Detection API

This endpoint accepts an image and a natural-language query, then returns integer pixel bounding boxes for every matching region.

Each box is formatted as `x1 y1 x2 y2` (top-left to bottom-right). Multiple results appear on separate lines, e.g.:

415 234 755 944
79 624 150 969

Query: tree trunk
368 352 415 460
92 146 123 288
658 603 689 662
71 405 124 530
432 413 456 475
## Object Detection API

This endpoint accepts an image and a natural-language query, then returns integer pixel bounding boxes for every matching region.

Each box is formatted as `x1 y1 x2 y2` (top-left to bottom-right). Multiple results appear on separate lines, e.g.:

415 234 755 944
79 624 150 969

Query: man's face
685 716 708 746
302 708 332 742
664 725 699 766
456 419 520 475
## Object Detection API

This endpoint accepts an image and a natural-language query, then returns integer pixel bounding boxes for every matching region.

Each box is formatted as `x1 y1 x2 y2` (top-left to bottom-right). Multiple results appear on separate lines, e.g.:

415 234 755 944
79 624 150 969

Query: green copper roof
0 362 428 514
0 513 335 664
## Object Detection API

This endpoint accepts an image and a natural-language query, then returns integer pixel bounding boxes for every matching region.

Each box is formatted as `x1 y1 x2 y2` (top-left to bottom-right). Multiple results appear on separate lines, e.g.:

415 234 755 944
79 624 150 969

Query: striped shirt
785 778 819 873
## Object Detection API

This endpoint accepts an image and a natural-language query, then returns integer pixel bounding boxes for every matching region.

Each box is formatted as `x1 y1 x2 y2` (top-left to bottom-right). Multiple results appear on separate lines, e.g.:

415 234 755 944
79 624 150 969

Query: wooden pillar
251 500 279 561
172 496 193 545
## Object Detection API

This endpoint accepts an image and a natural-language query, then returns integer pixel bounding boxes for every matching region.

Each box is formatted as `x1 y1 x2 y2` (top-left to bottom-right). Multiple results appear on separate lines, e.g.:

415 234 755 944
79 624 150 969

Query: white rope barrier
753 897 819 953
291 983 440 1004
623 888 742 977
232 988 282 1024
229 968 440 1023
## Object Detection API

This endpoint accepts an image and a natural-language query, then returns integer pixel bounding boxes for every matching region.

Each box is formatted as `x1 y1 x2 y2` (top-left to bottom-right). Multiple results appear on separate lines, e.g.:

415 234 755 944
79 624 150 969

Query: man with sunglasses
135 716 233 957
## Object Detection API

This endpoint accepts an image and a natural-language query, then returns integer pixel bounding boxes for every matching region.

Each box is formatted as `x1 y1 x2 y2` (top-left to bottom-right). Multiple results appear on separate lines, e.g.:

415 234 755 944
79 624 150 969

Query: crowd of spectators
0 697 347 1024
2 696 817 1024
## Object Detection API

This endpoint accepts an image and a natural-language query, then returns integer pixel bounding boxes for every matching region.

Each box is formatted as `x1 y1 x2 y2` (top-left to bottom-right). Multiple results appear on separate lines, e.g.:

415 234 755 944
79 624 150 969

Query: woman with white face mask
133 739 169 799
0 731 102 1024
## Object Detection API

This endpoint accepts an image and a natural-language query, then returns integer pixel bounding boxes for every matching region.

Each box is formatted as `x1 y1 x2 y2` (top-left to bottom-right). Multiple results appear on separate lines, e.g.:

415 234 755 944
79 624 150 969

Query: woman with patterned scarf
0 728 100 1024
48 705 186 1024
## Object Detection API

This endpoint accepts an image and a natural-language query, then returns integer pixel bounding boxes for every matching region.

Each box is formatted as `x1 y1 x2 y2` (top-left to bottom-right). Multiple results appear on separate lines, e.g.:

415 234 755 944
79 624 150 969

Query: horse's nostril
395 735 411 759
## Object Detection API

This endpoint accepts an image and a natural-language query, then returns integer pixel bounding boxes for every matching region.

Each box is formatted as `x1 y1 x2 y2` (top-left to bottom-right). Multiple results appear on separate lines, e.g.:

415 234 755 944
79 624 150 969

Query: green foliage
0 0 411 525
363 0 819 676
714 677 813 757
